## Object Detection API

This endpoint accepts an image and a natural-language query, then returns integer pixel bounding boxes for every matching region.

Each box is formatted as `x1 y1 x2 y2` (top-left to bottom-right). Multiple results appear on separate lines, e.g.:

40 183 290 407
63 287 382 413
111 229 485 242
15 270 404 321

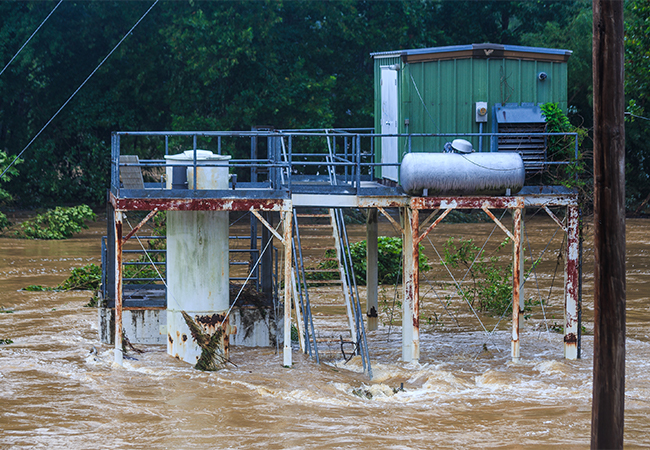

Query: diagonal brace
251 209 284 244
123 209 158 243
378 207 404 235
543 205 567 233
482 205 514 240
416 207 454 245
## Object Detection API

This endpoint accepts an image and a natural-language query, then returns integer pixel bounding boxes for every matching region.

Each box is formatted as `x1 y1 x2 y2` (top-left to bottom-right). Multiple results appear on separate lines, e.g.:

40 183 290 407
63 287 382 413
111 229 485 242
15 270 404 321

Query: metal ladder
289 133 372 377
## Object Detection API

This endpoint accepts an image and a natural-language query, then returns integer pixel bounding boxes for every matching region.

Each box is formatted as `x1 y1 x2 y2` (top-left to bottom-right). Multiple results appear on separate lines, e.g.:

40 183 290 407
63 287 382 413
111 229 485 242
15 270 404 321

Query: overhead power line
0 0 64 78
1 0 159 179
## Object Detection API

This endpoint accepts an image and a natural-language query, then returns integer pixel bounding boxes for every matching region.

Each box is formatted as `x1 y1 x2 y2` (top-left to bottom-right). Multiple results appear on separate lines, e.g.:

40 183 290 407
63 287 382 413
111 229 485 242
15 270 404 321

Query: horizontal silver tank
400 152 525 196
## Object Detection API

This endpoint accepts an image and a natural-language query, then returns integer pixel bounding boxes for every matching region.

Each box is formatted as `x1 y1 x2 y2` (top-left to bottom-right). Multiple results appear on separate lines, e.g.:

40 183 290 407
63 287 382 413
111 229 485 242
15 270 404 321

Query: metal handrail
111 129 580 193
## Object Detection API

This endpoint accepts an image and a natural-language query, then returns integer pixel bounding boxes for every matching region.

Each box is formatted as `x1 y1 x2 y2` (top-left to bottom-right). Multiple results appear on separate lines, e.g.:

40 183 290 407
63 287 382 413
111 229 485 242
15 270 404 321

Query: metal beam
564 205 580 359
366 209 379 332
114 211 124 365
511 207 522 362
282 209 293 367
416 207 454 245
123 209 158 243
251 209 284 244
402 207 419 362
377 207 404 235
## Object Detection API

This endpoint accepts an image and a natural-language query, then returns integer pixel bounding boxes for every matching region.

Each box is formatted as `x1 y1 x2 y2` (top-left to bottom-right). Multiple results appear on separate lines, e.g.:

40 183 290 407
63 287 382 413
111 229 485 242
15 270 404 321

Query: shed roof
371 43 572 63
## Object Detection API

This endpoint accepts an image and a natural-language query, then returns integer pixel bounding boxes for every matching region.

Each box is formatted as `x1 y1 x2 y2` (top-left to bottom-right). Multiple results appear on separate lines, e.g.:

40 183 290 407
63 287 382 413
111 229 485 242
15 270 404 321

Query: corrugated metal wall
373 55 568 178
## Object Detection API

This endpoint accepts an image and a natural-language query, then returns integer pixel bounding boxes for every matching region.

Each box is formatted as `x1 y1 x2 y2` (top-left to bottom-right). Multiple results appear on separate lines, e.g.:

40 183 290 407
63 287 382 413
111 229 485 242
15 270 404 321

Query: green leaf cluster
314 237 430 286
15 205 96 239
441 237 512 316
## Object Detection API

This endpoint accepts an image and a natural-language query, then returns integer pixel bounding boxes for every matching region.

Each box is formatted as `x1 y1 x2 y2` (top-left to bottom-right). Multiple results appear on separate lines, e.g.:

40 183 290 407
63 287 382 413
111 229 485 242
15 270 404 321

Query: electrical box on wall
475 102 488 123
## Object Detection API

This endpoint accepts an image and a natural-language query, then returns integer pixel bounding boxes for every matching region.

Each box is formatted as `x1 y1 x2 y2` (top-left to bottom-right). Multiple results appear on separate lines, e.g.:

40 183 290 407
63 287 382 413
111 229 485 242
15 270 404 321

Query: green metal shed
371 43 572 182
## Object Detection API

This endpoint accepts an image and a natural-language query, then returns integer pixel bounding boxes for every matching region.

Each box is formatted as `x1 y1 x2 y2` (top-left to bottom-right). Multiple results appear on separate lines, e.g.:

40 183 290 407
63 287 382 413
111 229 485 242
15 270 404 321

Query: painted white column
165 150 231 365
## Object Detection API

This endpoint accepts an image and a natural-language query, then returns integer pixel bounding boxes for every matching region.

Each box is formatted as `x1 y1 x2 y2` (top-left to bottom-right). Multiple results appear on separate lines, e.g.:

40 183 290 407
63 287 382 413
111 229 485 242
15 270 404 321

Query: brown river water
1 214 649 449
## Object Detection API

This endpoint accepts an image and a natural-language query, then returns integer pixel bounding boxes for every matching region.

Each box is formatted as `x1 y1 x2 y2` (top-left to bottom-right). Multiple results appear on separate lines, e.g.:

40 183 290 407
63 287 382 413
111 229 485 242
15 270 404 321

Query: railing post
356 135 362 194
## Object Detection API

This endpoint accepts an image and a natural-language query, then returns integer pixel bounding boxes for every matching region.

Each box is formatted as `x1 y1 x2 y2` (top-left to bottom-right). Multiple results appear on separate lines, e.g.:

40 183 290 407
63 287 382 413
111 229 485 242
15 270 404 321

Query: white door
381 67 399 182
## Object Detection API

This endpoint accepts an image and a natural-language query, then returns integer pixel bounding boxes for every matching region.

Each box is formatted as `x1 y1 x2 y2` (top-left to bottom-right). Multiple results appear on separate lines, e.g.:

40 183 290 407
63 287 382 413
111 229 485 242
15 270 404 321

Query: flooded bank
1 216 649 448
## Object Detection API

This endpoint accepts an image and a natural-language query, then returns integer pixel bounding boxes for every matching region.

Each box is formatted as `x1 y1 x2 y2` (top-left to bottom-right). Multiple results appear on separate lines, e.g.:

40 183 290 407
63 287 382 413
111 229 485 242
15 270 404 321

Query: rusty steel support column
282 209 293 367
511 207 522 362
114 210 123 365
402 207 419 362
366 208 379 331
564 205 580 359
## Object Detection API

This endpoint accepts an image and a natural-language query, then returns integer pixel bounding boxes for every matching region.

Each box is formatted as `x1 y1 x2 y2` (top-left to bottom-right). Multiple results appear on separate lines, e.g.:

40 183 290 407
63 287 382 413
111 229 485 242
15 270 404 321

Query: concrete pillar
166 210 230 364
401 207 419 362
366 209 379 331
564 205 579 359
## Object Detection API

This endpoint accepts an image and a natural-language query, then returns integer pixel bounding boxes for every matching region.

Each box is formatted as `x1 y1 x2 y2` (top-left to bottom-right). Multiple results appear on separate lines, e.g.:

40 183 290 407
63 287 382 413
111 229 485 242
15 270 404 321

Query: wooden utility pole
591 1 626 448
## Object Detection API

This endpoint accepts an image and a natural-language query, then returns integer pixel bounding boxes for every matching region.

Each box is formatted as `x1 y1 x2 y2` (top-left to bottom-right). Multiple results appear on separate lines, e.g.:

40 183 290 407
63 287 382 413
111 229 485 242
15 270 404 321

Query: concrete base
99 306 280 348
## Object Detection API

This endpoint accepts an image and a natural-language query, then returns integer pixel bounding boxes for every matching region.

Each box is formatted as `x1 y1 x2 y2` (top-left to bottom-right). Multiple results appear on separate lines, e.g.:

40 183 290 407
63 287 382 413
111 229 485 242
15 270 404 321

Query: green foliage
0 338 13 345
15 205 96 240
0 151 22 231
441 237 512 316
23 263 101 294
541 103 590 199
625 0 650 211
23 285 50 292
314 237 430 285
58 264 102 291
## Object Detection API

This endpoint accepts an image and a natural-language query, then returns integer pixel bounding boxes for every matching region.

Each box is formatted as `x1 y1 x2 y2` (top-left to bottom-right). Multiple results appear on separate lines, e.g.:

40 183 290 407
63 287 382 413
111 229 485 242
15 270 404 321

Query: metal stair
288 132 372 378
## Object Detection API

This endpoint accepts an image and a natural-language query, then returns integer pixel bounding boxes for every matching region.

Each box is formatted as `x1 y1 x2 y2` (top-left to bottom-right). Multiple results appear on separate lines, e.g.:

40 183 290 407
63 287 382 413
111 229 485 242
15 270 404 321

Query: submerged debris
181 310 226 371
352 387 373 399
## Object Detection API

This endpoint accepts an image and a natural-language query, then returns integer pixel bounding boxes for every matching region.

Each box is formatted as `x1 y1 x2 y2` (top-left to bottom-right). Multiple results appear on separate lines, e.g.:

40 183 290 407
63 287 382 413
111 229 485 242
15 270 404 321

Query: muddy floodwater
1 214 650 449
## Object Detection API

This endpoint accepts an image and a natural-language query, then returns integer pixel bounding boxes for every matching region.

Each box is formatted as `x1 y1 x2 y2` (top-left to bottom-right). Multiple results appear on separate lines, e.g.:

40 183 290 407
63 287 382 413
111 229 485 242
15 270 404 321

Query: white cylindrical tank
164 150 231 365
400 152 525 196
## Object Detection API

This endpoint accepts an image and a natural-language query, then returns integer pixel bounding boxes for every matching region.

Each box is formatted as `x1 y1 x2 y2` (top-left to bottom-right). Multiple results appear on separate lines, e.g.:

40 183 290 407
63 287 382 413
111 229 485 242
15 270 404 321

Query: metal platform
105 129 581 370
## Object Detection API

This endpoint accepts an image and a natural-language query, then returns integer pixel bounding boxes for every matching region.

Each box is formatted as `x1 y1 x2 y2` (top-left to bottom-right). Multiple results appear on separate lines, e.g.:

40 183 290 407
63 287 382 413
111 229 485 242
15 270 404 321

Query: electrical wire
0 0 159 180
625 112 650 121
409 72 441 133
0 0 63 78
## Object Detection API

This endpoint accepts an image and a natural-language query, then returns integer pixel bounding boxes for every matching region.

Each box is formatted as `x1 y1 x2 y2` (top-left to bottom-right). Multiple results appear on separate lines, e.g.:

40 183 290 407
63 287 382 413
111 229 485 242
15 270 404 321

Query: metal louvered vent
497 123 546 172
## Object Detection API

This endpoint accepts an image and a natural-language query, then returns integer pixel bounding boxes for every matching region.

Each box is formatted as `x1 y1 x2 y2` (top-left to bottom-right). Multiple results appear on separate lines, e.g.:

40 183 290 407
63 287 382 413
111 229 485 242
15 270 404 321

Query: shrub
314 237 430 285
441 237 512 316
16 205 96 239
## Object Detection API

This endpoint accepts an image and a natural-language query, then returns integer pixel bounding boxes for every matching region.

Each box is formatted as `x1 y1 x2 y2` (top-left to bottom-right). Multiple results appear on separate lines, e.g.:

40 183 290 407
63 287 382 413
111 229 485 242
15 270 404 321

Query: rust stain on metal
112 194 284 212
182 334 188 342
368 306 378 318
168 334 173 344
564 333 578 344
411 196 524 210
511 207 522 361
114 211 124 364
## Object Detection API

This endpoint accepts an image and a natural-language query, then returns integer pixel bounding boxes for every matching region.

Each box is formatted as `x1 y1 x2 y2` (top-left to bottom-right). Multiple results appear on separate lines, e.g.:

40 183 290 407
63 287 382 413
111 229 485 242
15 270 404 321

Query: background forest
0 0 648 211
